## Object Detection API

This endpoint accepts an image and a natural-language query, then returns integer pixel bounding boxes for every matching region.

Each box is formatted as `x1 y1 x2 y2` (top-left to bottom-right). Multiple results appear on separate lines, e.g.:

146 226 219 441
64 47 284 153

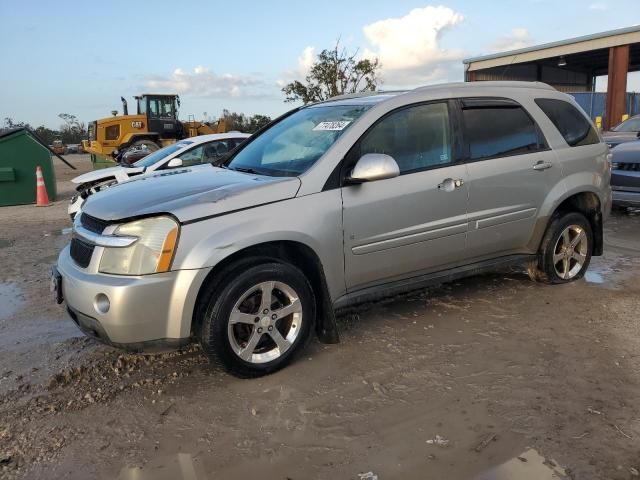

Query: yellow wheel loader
82 94 225 163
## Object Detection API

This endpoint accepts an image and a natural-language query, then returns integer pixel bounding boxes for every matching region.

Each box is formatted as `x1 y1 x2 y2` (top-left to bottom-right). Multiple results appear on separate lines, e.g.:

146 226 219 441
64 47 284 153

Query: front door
342 102 469 291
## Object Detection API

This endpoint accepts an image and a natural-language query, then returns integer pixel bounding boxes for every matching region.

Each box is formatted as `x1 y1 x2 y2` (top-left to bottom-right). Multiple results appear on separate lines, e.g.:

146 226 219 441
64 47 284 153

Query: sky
1 0 639 128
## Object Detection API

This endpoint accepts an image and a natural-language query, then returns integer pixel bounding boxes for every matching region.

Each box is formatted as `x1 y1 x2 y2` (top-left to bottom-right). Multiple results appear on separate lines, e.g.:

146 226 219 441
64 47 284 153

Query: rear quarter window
535 98 600 147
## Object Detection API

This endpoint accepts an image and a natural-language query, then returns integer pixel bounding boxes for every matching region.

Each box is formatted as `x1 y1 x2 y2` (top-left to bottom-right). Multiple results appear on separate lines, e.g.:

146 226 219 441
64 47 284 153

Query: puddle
584 271 604 284
0 238 13 249
116 454 207 480
474 448 566 480
582 255 638 290
0 282 25 321
1 317 80 349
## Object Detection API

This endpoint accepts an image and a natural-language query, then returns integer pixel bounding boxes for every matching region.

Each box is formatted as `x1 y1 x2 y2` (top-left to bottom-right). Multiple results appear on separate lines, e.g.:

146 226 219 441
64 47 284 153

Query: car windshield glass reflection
132 142 192 168
226 105 371 177
612 117 640 132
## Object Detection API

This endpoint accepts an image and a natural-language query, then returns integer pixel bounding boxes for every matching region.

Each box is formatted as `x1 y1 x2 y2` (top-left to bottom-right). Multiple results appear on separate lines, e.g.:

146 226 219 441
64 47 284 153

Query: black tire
527 211 593 284
197 260 315 378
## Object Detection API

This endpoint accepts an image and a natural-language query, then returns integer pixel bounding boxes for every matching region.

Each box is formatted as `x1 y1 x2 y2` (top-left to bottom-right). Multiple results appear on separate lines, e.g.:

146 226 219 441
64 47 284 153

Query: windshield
132 141 193 168
613 116 640 132
226 104 371 176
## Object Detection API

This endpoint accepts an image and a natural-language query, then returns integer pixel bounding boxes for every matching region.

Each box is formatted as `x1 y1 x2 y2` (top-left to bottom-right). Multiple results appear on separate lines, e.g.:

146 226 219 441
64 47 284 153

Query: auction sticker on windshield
313 121 351 131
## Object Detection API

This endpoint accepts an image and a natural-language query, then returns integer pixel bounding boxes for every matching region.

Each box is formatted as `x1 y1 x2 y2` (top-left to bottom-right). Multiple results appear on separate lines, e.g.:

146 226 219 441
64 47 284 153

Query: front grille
616 162 640 172
81 213 110 234
70 238 95 268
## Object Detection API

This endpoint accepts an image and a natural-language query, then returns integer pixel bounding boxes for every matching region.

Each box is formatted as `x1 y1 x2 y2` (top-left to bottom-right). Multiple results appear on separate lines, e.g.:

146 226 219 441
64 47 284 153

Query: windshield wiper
229 166 263 175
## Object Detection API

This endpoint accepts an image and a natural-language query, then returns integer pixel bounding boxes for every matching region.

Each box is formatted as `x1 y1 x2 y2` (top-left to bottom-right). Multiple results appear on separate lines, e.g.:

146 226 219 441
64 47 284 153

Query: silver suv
53 82 611 377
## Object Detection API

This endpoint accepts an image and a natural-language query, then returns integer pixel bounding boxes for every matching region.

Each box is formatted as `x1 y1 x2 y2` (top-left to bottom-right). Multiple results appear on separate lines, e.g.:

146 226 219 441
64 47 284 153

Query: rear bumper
57 245 211 348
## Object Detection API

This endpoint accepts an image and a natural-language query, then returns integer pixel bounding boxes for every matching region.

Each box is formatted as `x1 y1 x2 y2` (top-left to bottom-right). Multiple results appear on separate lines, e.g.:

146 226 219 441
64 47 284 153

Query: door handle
437 178 464 192
533 161 553 171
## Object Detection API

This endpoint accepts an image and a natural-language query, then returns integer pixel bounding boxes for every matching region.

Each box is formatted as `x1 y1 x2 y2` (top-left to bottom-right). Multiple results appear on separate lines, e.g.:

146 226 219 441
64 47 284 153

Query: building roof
463 25 640 72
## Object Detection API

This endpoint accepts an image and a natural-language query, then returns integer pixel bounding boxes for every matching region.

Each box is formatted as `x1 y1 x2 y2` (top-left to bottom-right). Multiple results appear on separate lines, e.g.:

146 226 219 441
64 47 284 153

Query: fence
570 92 640 124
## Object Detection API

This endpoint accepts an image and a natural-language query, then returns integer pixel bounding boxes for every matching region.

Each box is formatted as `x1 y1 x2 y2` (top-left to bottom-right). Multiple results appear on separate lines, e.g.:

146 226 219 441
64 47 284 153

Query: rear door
342 101 469 291
460 98 564 259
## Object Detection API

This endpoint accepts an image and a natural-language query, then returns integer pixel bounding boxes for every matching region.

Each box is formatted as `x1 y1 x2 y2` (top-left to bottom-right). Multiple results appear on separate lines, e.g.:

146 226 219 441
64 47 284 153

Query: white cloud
362 6 465 86
588 3 608 10
145 66 264 98
278 46 316 87
488 28 533 53
279 6 466 90
298 46 316 73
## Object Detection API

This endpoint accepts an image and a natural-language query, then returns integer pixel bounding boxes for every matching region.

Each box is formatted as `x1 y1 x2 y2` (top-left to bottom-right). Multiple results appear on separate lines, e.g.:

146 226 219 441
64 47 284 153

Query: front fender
172 191 346 301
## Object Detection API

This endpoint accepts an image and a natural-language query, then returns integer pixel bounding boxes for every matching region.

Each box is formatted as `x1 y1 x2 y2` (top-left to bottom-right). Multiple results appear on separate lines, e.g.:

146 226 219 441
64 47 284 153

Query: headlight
99 216 179 275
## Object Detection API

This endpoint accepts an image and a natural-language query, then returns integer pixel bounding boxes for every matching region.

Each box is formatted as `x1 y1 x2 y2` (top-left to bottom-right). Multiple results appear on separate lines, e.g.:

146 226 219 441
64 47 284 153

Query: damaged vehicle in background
67 133 250 220
610 139 640 208
602 114 640 149
118 144 158 166
53 81 610 378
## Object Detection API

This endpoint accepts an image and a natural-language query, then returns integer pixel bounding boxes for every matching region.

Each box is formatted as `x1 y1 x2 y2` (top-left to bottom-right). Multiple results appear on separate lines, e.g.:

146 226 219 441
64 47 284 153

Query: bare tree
282 42 381 104
58 113 86 144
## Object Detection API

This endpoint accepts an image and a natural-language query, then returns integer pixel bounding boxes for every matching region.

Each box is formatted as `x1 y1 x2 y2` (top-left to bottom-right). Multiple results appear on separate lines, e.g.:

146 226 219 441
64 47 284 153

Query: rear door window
462 101 545 161
535 98 599 147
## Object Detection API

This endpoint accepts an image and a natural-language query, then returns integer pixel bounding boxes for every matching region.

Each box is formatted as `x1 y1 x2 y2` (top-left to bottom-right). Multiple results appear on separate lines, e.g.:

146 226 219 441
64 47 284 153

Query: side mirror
346 153 400 184
167 157 183 168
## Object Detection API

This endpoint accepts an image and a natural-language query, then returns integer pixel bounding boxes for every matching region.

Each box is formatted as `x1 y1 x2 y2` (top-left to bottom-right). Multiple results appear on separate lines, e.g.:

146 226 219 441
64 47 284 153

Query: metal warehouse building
463 26 640 129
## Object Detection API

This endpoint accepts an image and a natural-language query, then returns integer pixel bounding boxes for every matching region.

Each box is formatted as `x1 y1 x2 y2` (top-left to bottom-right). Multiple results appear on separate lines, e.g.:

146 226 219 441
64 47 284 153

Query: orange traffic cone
35 166 50 206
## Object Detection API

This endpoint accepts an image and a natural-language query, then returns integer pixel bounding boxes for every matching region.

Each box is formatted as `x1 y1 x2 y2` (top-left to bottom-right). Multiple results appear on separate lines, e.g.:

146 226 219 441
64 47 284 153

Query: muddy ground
0 155 639 479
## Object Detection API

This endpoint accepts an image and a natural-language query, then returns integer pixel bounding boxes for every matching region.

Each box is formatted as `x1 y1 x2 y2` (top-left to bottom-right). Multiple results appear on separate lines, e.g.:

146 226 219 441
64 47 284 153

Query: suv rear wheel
198 261 315 377
528 212 593 284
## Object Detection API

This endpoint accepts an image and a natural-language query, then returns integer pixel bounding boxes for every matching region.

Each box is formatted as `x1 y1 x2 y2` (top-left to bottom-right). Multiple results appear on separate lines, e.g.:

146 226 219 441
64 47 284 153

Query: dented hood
81 164 301 223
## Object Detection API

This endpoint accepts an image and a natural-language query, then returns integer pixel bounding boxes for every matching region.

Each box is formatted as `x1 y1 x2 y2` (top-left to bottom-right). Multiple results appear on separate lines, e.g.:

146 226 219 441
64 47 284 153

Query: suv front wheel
198 261 315 377
528 211 593 284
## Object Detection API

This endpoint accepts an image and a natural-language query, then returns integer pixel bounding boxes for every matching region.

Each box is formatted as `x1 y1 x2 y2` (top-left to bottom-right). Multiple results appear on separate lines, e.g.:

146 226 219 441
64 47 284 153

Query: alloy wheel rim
553 224 588 280
227 281 302 364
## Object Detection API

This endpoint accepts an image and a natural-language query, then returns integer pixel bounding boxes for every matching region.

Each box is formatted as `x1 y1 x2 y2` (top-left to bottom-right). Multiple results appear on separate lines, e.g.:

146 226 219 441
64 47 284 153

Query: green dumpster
0 128 57 206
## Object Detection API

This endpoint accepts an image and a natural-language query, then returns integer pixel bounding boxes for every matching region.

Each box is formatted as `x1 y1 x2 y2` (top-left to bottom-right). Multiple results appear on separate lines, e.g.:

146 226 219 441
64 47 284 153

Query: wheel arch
541 189 604 256
192 240 340 345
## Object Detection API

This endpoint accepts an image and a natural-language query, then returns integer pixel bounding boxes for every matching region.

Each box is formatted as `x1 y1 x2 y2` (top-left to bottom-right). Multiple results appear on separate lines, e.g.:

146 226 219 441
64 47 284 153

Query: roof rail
324 90 408 102
412 81 555 92
317 81 554 106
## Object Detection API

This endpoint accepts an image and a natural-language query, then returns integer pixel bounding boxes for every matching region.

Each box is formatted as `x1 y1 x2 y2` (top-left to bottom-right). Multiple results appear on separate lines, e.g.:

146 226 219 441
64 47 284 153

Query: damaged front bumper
55 246 211 352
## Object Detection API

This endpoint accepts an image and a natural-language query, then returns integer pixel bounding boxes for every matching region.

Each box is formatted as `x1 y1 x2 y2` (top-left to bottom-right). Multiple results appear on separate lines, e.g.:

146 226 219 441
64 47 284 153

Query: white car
68 133 250 219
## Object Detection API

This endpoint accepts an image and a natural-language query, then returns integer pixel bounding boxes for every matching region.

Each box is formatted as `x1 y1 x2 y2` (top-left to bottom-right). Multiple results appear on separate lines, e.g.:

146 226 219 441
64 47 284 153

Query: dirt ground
1 155 639 480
